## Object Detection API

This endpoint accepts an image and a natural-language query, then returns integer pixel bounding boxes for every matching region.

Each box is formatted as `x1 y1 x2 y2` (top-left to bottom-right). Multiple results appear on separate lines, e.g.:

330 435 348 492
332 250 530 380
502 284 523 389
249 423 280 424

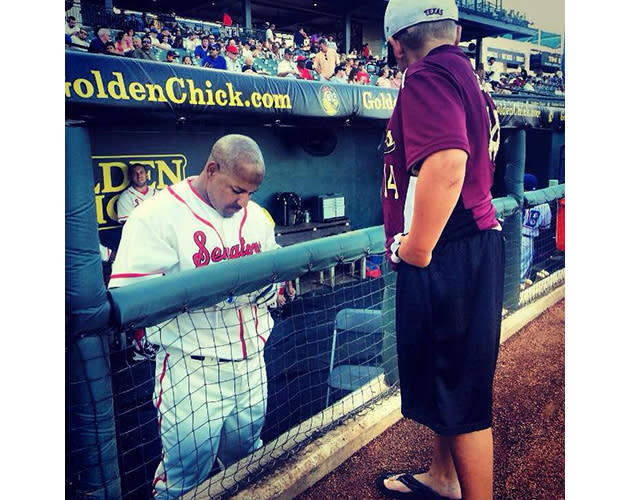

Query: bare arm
398 149 467 267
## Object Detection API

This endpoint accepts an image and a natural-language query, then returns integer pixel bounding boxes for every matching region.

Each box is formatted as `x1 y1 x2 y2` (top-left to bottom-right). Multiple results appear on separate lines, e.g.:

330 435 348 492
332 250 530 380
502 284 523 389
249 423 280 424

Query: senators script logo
319 85 340 116
192 232 262 267
93 154 187 230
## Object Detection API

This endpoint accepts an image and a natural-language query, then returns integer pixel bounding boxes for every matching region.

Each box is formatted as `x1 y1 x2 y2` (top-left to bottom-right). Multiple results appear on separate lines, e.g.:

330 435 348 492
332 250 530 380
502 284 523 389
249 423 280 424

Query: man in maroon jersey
377 1 503 500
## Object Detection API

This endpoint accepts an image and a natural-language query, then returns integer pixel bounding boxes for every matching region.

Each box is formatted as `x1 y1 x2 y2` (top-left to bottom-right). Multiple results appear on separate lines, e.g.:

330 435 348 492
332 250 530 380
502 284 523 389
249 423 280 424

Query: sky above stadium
501 0 565 34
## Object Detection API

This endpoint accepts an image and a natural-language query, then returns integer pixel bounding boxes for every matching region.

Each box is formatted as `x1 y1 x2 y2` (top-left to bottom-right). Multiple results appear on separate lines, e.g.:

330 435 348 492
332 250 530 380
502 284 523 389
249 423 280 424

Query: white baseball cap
384 0 459 39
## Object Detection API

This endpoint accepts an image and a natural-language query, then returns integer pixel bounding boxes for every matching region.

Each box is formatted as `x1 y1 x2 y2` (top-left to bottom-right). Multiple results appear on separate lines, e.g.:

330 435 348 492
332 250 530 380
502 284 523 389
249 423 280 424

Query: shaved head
205 134 265 184
194 134 266 217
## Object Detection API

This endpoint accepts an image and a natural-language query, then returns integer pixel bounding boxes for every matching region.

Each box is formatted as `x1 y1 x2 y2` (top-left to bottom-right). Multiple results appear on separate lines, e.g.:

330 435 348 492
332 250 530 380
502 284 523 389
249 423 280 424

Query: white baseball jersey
116 185 158 223
109 177 279 360
520 203 552 280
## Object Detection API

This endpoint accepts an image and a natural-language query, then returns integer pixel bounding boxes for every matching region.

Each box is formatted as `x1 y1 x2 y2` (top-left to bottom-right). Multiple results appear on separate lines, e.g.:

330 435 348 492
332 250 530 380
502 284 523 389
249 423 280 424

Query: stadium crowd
65 7 561 95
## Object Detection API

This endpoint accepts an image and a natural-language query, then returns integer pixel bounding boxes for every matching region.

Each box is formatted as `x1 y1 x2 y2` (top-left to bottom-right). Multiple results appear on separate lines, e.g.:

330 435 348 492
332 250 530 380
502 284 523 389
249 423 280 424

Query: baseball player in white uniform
116 163 159 223
521 174 552 283
109 135 283 499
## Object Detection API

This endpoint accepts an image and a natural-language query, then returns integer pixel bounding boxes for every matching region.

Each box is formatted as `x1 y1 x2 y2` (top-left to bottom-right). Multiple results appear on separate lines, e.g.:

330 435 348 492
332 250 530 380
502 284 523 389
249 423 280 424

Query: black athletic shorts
395 229 505 436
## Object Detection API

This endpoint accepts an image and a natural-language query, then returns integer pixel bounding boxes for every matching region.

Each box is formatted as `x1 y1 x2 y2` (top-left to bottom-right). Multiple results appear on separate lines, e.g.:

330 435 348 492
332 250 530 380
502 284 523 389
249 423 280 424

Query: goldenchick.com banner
65 52 563 128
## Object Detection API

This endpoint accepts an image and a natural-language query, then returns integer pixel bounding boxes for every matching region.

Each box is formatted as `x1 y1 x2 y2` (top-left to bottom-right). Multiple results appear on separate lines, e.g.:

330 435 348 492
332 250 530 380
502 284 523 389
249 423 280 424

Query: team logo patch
319 85 340 116
384 129 396 154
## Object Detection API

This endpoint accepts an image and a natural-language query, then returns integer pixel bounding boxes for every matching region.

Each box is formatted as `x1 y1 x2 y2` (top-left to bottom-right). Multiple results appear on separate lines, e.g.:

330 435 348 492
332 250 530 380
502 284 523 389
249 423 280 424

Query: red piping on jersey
167 185 227 249
237 309 248 359
187 178 212 207
152 352 170 494
110 271 164 279
253 305 266 344
238 206 248 241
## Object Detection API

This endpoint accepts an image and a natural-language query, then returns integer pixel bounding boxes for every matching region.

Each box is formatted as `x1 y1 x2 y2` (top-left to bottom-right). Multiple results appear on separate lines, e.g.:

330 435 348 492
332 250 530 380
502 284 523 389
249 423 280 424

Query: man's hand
398 235 432 268
277 281 296 307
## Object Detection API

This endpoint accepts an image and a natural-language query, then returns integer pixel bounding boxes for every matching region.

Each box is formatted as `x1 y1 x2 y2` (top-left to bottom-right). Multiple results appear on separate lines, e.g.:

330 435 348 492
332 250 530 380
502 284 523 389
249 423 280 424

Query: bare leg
447 428 493 500
383 433 462 499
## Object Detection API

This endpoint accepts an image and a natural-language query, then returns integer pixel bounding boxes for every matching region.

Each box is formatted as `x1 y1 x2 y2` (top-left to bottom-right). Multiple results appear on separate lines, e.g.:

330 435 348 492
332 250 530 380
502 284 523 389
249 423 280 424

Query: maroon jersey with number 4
382 44 500 263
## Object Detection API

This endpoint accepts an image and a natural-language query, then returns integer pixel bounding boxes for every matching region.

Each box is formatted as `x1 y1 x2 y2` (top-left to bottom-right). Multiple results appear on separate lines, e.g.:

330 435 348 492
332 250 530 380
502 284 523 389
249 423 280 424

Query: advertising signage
486 48 526 66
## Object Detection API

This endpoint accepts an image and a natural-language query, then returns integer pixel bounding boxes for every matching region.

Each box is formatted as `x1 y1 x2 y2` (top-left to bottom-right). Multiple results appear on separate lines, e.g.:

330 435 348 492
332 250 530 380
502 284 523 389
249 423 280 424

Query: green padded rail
524 184 565 207
109 187 564 330
109 225 386 330
492 196 520 218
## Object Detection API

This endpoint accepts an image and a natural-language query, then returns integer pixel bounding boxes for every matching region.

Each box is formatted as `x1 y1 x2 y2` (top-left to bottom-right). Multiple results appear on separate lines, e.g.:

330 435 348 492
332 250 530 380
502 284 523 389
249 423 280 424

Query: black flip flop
376 472 462 500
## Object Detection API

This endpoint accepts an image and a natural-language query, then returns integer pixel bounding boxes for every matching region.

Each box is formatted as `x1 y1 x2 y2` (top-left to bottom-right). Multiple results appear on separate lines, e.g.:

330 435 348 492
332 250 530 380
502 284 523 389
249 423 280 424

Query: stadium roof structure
115 0 539 42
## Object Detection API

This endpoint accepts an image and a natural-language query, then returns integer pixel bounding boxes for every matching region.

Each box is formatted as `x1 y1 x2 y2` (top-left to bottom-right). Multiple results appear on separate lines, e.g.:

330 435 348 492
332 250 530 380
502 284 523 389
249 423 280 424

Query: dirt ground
296 300 565 500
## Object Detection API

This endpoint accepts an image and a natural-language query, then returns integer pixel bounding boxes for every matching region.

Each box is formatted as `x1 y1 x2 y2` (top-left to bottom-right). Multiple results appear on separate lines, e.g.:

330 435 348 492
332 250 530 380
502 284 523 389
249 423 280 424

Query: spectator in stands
171 29 184 49
362 43 371 59
114 32 133 55
195 36 211 63
165 50 179 63
89 28 111 54
366 57 378 74
142 12 153 31
131 36 142 50
252 42 263 58
330 64 347 84
184 32 199 52
305 53 315 70
71 28 90 49
277 48 300 78
344 59 354 76
390 68 402 89
265 23 276 44
348 48 358 60
66 16 80 37
296 55 313 80
347 67 360 84
376 66 392 87
150 28 171 50
485 56 501 85
241 40 253 59
476 69 492 92
131 35 158 61
327 35 338 53
356 61 370 85
242 55 259 75
313 38 336 80
294 27 307 50
182 55 193 65
225 44 241 72
112 32 124 54
158 27 172 46
204 43 227 69
522 78 535 92
269 43 282 61
105 42 120 56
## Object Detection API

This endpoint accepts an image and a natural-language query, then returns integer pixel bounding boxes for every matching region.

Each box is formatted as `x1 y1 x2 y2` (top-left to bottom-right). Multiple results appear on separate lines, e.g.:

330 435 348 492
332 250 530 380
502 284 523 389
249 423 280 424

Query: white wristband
390 232 406 264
